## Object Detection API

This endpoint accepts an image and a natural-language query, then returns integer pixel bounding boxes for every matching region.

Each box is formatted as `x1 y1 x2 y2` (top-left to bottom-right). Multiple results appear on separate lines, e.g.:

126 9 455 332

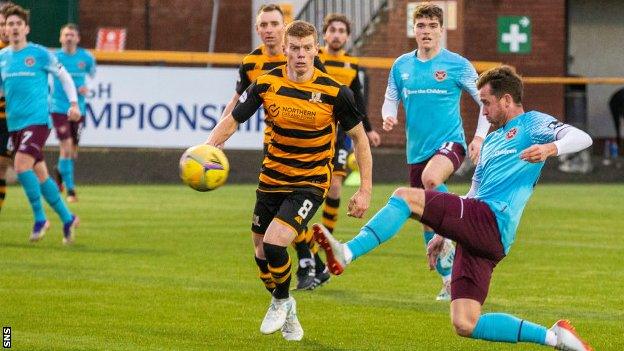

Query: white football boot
260 296 294 335
281 298 303 341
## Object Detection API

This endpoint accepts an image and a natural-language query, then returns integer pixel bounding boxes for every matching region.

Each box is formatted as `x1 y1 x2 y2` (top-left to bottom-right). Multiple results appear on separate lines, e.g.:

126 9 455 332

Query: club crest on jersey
506 127 518 140
309 92 322 103
78 61 86 69
24 56 35 67
434 70 447 82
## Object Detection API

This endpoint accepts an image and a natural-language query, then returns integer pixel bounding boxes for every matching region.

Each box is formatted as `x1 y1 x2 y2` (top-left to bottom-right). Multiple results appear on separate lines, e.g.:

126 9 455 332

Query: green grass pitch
1 183 622 350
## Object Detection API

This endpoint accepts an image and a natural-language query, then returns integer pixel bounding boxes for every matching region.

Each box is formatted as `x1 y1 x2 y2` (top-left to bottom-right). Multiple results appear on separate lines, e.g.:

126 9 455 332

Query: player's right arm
335 86 372 218
207 81 265 147
382 65 400 131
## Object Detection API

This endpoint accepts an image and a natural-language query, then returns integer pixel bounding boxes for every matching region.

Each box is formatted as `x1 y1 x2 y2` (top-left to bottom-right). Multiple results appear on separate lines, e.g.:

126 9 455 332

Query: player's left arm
350 74 380 147
460 60 490 164
336 86 372 218
520 119 593 163
47 52 80 121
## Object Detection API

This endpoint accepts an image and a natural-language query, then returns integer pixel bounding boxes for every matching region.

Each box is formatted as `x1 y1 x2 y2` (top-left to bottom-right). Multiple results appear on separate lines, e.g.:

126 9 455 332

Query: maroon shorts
408 142 466 188
420 190 505 304
52 113 84 144
9 125 51 163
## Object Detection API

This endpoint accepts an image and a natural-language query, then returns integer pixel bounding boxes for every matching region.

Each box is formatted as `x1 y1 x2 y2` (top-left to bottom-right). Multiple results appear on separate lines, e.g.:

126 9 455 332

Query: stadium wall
41 148 622 185
79 0 252 52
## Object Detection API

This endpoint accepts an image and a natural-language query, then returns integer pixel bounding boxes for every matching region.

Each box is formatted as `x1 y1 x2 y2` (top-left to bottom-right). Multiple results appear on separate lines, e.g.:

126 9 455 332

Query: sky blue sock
435 183 449 193
40 178 73 223
471 313 547 345
17 170 46 222
346 195 411 260
58 158 75 191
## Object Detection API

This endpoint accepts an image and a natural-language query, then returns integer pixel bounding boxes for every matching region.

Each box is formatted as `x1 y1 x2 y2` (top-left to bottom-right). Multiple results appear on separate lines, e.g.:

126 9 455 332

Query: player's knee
327 177 343 198
392 187 412 200
452 317 476 338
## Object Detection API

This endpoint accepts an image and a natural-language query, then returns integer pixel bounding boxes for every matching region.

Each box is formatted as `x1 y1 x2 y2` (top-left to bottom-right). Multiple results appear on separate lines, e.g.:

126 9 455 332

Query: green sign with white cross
497 16 531 54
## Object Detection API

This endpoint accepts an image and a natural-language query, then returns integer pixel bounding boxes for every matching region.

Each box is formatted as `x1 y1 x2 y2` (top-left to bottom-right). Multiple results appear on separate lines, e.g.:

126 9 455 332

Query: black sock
322 197 340 233
263 243 291 299
0 179 6 213
254 256 275 294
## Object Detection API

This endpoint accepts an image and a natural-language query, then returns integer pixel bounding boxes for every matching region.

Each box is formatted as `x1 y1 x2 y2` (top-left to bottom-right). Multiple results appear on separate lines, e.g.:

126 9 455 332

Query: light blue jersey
386 48 479 163
474 111 568 253
51 47 96 116
0 43 61 132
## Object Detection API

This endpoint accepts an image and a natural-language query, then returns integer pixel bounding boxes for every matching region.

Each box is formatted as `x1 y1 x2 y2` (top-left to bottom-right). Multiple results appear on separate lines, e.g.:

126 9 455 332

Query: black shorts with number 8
251 190 324 235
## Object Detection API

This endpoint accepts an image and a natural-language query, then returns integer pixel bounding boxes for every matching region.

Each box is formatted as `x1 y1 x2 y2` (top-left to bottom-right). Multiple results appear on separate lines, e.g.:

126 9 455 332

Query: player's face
60 28 80 49
479 84 510 128
413 16 442 51
323 21 348 51
5 15 29 44
0 14 8 44
284 35 318 76
255 10 284 49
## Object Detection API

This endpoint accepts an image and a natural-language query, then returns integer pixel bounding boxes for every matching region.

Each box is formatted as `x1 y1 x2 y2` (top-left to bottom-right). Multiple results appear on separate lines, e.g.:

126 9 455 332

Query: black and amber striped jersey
235 45 286 95
318 48 371 131
232 66 362 196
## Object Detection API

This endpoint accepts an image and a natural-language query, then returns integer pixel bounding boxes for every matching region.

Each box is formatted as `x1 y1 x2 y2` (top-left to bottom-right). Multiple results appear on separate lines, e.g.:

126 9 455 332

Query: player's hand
78 86 89 96
426 234 444 270
347 188 371 218
204 136 224 149
382 116 397 131
366 130 381 147
520 143 557 163
67 103 81 121
468 136 484 164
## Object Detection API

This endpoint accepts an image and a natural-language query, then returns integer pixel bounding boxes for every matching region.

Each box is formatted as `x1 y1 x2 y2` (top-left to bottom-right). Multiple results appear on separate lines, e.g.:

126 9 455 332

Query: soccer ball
179 144 229 191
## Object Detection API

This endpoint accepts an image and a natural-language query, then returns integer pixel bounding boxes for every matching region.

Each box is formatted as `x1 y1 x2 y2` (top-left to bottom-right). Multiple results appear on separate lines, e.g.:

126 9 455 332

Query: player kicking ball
313 66 593 350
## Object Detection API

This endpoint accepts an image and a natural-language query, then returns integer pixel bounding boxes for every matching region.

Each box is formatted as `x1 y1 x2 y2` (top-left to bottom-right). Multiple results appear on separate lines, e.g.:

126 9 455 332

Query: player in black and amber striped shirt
206 20 372 340
219 3 330 292
0 5 12 214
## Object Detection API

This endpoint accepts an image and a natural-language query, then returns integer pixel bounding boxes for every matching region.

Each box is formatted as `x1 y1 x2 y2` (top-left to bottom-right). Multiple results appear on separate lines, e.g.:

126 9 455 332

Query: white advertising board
48 65 265 150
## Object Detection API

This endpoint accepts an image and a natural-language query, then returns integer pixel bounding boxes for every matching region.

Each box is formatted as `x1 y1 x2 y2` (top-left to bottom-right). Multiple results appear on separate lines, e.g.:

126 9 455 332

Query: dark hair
413 3 443 26
257 3 284 18
284 20 317 43
323 13 350 35
477 65 524 104
3 4 28 24
60 23 80 35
